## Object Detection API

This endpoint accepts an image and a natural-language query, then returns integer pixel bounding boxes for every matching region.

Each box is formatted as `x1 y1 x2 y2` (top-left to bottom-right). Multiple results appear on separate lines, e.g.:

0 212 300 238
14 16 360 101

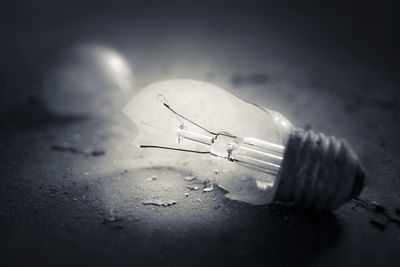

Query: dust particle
203 185 214 192
186 185 199 191
146 175 157 182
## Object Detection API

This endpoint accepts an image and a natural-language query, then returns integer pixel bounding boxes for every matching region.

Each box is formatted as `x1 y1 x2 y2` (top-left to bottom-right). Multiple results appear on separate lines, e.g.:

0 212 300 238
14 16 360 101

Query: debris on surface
50 143 79 154
186 185 199 191
142 199 177 207
87 149 105 156
370 219 387 230
203 180 214 192
203 185 214 192
146 175 157 182
370 201 386 212
184 193 189 197
184 175 196 181
214 169 219 174
231 73 269 87
197 198 202 202
352 198 400 228
50 143 105 157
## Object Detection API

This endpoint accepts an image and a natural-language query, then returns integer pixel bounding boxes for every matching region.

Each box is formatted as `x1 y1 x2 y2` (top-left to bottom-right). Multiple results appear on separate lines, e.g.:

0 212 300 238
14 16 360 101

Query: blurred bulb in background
123 79 365 210
43 44 134 116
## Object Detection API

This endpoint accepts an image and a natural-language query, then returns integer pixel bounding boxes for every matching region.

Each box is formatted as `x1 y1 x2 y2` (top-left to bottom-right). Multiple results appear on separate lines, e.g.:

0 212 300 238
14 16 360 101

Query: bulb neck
273 128 365 210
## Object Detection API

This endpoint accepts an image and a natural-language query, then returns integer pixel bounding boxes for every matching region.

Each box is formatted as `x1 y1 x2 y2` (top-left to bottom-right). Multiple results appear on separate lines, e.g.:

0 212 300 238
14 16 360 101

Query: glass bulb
43 44 134 116
123 79 364 209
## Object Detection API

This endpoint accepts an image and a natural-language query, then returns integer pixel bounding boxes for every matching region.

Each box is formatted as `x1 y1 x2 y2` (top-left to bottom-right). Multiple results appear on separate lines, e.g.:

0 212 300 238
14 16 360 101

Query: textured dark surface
1 1 400 266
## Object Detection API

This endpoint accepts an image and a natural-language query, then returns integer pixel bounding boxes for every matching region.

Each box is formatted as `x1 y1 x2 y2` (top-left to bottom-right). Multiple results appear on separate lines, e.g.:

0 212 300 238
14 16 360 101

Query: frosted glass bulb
123 79 364 210
43 44 134 116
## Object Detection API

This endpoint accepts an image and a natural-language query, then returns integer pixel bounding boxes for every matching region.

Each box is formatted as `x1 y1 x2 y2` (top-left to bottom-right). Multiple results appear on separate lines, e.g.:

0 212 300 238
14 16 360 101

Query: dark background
1 0 400 266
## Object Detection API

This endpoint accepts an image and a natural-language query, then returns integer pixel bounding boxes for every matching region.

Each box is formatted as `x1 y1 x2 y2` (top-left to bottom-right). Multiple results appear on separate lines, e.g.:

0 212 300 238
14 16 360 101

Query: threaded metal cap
273 129 365 210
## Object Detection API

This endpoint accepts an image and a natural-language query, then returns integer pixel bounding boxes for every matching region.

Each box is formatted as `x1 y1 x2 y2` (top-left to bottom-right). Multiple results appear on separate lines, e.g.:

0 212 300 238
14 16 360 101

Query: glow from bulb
109 55 125 72
123 80 293 204
102 52 133 93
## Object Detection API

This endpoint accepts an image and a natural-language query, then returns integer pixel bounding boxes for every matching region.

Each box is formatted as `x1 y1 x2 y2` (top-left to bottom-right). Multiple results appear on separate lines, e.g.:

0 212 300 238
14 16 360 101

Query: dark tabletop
1 1 400 266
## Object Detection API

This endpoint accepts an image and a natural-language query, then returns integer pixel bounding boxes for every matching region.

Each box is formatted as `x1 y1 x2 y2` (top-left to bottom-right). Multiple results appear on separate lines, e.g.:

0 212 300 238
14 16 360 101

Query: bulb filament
141 95 285 175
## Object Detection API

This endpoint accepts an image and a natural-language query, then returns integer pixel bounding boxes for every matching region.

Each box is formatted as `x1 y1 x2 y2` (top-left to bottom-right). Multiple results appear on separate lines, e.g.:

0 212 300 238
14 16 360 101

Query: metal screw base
274 128 365 210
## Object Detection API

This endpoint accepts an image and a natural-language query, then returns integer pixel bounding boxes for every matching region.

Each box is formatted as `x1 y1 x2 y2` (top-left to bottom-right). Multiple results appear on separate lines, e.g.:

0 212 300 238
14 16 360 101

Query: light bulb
43 44 134 116
123 79 364 210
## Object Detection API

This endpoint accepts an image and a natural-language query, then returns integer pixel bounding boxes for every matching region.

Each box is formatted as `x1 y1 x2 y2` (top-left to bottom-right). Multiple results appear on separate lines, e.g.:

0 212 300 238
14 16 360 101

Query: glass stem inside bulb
177 128 284 175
